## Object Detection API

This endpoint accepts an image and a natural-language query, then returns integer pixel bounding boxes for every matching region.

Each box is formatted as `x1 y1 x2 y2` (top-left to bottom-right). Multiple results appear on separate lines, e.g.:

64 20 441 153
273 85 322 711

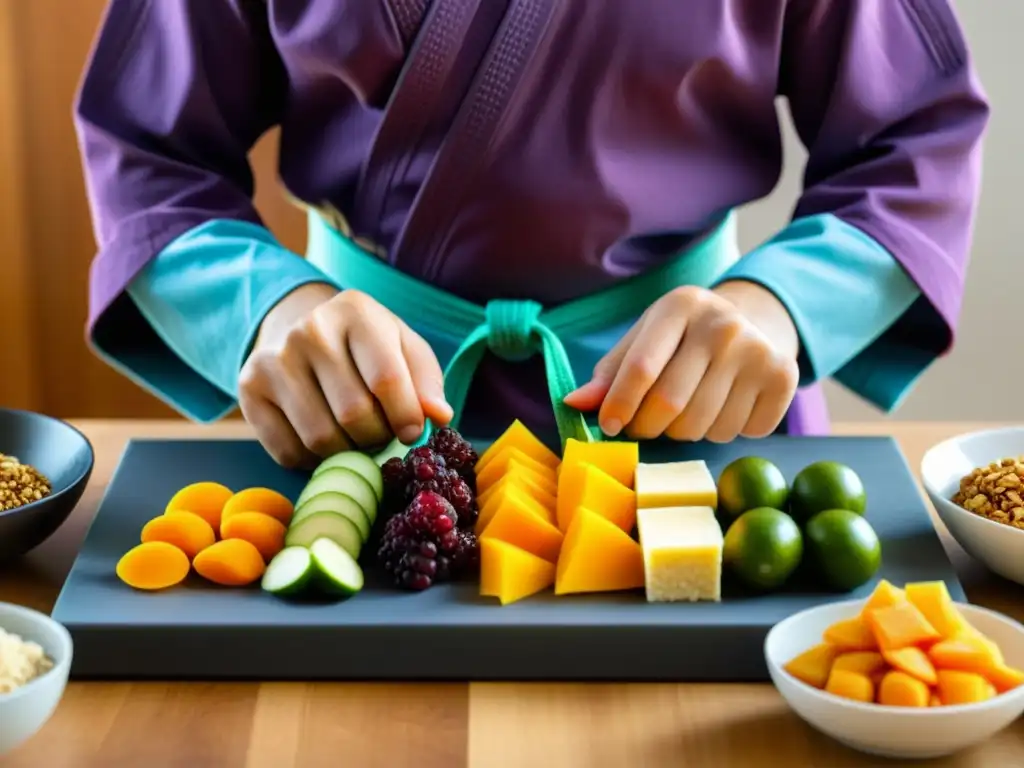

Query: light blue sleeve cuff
713 213 926 411
122 219 338 422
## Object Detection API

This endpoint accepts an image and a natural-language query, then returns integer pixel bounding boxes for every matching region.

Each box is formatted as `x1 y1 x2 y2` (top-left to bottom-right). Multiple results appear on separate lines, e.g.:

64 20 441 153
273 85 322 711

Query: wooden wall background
0 0 307 419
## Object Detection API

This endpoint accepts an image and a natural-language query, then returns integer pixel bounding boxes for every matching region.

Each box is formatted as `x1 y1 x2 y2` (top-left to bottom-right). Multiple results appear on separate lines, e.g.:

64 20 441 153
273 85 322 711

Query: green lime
789 461 866 524
717 456 789 520
722 507 803 591
805 509 882 591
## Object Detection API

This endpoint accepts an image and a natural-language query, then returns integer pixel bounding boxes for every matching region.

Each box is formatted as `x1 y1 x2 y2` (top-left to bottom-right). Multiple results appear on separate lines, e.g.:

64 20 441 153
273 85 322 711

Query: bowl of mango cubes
765 579 1024 760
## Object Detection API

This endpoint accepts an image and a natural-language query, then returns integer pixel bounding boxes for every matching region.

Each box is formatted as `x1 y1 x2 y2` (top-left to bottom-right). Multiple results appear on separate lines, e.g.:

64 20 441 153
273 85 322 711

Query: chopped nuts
952 457 1024 530
0 454 52 512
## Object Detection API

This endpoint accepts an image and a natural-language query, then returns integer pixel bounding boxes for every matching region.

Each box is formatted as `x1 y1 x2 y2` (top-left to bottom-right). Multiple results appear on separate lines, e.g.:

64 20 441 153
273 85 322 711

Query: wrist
712 279 800 360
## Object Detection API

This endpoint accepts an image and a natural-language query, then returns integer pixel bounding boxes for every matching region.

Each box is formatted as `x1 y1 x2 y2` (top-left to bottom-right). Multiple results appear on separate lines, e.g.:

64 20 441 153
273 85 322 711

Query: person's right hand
238 284 453 468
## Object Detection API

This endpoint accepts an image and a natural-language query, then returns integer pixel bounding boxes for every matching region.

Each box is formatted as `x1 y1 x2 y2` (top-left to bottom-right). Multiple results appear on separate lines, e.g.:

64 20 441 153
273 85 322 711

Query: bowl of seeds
921 426 1024 586
0 408 93 562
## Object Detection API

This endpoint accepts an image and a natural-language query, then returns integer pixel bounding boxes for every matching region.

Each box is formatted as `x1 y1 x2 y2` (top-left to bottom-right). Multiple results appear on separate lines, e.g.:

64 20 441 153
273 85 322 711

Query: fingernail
399 425 424 444
431 397 454 420
602 418 622 437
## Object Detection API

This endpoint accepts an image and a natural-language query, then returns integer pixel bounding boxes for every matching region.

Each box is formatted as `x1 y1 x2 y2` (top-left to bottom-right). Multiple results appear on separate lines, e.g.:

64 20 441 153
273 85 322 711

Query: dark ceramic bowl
0 409 93 562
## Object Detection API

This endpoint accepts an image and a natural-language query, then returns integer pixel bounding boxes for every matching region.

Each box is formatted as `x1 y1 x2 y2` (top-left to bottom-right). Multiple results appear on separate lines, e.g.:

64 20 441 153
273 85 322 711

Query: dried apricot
165 482 233 529
117 541 191 590
220 511 287 562
141 510 216 559
221 487 294 526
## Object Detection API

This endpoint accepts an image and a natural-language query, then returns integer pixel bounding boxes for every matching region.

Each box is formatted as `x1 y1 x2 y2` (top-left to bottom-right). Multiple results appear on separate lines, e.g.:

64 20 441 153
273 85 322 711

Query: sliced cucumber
285 511 362 559
312 451 384 502
310 537 365 596
373 436 410 466
261 546 314 595
292 491 370 542
296 467 377 523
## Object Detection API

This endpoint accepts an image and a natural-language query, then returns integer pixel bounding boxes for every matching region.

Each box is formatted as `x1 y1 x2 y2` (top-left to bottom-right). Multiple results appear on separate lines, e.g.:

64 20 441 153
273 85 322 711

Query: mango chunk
476 480 555 534
859 579 906 618
832 651 886 677
823 616 879 651
928 635 999 673
882 646 938 685
958 623 1005 665
477 467 557 518
476 447 557 495
476 420 560 475
562 438 639 489
555 508 644 595
929 692 943 707
904 581 969 638
825 669 874 703
556 461 637 533
878 670 930 707
987 663 1024 694
866 601 941 651
479 538 556 605
479 486 564 563
823 616 878 651
784 643 839 689
936 670 997 705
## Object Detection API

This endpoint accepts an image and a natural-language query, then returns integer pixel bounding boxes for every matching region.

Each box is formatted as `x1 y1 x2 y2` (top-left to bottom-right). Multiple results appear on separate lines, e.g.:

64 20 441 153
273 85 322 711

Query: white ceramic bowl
0 602 72 757
766 599 1024 760
921 425 1024 586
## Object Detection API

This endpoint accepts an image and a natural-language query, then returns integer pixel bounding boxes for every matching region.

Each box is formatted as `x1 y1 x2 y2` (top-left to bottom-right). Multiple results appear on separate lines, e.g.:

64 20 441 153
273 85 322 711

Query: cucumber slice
373 436 410 466
292 491 370 542
296 467 377 523
310 537 365 596
261 546 314 595
312 451 384 502
285 511 362 559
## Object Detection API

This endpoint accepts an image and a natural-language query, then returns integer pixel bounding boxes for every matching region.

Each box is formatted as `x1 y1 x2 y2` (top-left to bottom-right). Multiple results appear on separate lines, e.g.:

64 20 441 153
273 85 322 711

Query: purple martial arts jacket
76 0 988 436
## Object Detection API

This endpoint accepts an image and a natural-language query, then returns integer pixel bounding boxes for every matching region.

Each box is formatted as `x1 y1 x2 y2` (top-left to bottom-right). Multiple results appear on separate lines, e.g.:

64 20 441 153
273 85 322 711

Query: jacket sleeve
76 0 293 418
716 0 989 410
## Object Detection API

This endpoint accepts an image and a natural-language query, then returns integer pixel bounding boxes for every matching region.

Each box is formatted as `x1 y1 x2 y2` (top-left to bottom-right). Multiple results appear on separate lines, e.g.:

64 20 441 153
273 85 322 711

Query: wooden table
1 420 1022 767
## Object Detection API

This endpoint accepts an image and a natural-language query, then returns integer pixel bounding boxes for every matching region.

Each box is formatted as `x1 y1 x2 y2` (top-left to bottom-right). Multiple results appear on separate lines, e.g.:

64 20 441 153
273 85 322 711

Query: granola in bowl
952 457 1024 530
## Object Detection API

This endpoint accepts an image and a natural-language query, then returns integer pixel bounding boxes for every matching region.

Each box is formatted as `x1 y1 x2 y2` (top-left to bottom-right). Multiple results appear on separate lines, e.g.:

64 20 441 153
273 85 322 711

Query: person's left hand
563 281 801 443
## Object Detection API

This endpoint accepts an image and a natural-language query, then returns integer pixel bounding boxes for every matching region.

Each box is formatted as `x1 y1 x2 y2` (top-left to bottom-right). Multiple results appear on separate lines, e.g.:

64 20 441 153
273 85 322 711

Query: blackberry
375 491 478 591
427 427 478 481
405 490 457 536
449 528 480 576
381 457 408 490
446 474 478 529
380 457 409 516
403 458 478 528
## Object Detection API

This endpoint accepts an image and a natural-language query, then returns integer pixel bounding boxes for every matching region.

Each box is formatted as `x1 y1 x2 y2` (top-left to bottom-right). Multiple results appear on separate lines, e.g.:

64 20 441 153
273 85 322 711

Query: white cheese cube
637 506 723 602
634 460 717 509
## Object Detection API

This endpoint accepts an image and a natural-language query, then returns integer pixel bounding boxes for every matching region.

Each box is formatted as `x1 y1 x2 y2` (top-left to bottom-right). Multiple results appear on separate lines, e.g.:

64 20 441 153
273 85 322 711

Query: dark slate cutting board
51 436 964 682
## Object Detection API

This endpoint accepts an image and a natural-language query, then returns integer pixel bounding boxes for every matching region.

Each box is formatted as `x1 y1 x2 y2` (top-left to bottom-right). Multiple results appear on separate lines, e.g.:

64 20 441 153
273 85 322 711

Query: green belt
305 207 740 450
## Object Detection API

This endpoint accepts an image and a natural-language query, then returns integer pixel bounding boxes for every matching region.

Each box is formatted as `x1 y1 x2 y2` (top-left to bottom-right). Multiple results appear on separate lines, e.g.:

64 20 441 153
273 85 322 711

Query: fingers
704 379 760 443
597 308 688 436
400 323 453 425
664 350 739 442
625 341 712 440
346 312 426 445
742 358 798 437
309 341 392 449
563 320 643 411
238 389 318 470
241 289 449 466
